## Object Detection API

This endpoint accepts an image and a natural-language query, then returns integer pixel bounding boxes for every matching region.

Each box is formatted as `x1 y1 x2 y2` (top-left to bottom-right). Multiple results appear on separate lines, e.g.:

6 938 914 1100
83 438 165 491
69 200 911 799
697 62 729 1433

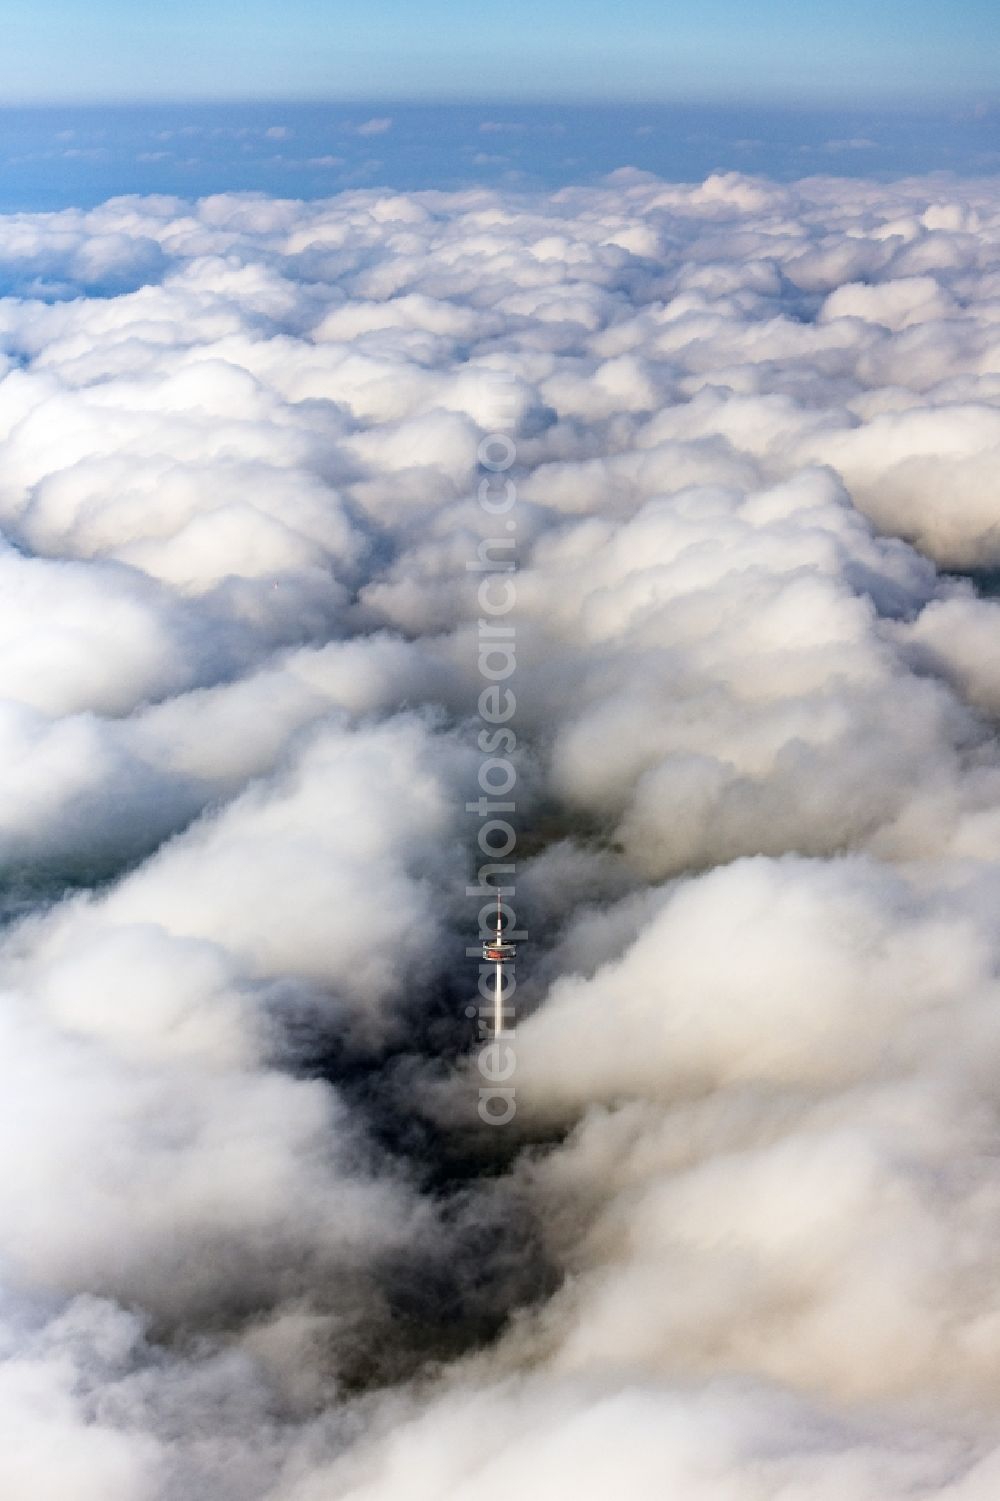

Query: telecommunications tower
482 890 516 1035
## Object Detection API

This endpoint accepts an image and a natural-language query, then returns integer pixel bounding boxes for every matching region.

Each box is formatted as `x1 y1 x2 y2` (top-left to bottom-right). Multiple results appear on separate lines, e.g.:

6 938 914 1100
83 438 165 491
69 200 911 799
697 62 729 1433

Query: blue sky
0 100 996 216
2 0 997 106
0 2 994 211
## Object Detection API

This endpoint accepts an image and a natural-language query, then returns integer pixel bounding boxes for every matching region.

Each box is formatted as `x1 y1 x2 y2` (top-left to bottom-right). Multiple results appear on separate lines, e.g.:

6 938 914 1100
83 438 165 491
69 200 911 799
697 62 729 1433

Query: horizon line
0 93 992 116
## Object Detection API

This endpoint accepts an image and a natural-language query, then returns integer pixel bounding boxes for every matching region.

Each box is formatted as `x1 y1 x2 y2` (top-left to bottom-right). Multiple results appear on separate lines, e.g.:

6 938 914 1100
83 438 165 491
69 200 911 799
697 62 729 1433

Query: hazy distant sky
3 0 997 106
0 100 996 215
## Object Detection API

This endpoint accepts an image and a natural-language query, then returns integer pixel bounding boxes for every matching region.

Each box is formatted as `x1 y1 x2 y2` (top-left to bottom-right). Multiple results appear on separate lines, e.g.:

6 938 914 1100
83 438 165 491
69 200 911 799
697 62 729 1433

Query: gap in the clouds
286 810 647 1388
0 856 159 929
0 788 245 923
67 952 569 1396
274 884 586 1394
955 567 1000 599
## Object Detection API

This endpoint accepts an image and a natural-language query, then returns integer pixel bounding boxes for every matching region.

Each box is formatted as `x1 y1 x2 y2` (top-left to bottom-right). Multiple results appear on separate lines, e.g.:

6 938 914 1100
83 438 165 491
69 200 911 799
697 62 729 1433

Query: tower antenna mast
482 889 516 1035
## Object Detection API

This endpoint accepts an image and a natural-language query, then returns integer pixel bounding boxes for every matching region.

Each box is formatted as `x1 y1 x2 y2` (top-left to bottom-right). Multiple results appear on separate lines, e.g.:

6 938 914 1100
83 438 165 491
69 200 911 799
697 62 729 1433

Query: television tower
482 889 516 1035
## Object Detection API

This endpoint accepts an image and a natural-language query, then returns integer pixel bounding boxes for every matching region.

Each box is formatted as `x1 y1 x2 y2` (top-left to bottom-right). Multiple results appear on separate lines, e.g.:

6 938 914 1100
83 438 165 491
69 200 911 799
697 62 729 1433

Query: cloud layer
2 170 1000 1497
